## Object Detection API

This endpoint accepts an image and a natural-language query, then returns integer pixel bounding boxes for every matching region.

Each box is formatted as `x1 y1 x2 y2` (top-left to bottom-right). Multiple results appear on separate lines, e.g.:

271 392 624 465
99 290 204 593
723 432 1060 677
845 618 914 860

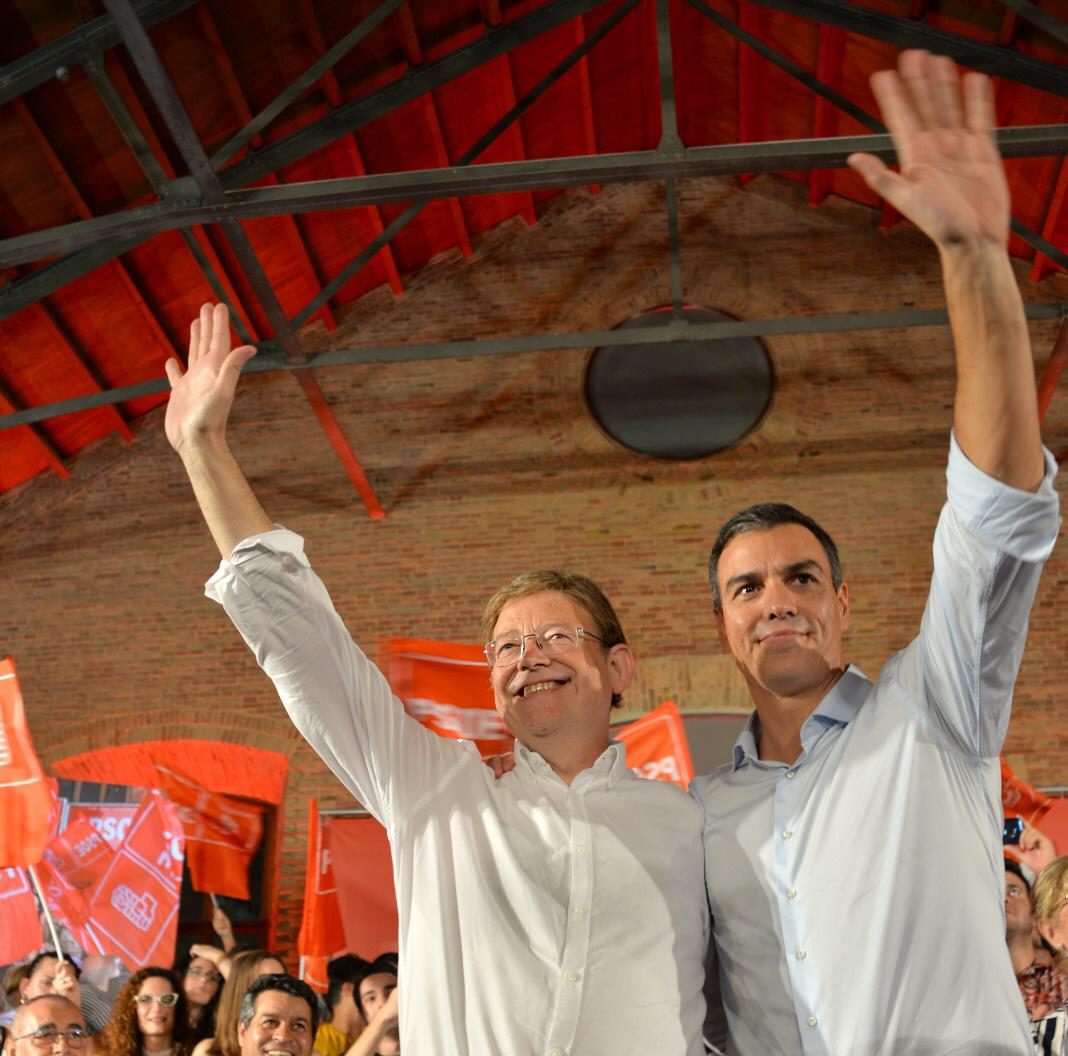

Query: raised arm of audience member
211 907 237 954
1018 823 1058 876
344 988 398 1056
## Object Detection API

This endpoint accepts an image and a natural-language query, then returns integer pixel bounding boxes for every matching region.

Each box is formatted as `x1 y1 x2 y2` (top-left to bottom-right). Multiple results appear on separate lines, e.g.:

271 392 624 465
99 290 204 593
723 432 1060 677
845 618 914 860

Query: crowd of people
0 941 401 1056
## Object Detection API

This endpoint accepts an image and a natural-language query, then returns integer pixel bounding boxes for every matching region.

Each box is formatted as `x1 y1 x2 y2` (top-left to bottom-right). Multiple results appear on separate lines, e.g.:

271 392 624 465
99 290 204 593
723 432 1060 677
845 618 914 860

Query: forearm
345 1020 394 1056
179 435 273 559
942 242 1044 491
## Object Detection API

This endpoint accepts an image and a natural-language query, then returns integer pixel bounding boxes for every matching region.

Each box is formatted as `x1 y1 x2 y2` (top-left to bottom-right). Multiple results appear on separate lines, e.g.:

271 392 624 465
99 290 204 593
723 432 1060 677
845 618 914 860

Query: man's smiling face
489 590 625 750
715 523 849 701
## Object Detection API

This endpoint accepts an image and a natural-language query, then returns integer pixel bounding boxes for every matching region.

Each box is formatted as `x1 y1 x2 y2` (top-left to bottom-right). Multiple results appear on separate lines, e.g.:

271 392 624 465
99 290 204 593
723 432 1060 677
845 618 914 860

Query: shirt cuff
946 432 1060 563
204 525 307 601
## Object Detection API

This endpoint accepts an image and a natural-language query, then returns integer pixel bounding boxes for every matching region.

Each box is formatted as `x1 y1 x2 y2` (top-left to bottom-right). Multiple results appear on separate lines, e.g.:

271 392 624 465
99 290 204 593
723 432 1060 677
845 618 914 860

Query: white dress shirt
694 436 1060 1056
206 533 709 1056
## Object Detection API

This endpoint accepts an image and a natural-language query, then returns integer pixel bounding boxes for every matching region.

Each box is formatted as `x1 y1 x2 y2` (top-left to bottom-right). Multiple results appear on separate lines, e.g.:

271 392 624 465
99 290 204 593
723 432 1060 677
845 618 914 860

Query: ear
18 978 30 1000
236 1021 247 1047
837 581 850 633
1037 917 1065 952
607 643 635 696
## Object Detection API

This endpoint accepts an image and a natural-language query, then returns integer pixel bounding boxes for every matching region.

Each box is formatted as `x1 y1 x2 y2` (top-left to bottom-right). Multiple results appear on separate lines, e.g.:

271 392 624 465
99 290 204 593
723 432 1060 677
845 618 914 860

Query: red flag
297 800 346 993
382 638 510 756
0 657 53 867
329 815 398 960
154 763 263 900
82 790 184 968
0 866 43 963
1002 755 1052 827
614 700 695 790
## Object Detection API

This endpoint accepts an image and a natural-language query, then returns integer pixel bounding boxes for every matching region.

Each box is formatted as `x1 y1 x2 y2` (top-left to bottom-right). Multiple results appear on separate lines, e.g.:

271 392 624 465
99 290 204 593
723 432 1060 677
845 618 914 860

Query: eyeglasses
484 625 604 668
135 994 178 1007
186 967 222 983
12 1028 90 1049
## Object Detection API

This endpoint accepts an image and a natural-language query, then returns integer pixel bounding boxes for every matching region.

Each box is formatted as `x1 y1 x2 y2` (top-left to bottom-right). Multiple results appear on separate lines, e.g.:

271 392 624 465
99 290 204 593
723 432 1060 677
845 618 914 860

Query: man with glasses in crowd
4 996 89 1056
166 326 708 1052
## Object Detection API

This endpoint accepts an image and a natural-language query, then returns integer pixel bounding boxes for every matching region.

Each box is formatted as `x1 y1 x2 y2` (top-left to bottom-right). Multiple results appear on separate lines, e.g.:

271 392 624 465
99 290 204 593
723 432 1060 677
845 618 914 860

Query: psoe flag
614 700 695 790
0 656 53 867
297 799 346 994
382 638 511 757
0 866 43 963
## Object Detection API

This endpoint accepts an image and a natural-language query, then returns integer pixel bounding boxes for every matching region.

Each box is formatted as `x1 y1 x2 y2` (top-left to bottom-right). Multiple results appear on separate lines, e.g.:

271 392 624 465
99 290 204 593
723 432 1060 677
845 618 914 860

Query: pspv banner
613 700 695 790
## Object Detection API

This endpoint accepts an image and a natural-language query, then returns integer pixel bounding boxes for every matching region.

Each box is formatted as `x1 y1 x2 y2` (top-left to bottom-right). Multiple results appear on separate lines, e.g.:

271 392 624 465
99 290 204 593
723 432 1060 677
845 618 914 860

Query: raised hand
164 303 256 456
847 50 1009 250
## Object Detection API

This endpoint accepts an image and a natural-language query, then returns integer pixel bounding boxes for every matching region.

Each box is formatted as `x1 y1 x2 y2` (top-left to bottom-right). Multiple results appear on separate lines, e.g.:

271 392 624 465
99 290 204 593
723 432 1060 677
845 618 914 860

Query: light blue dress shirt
694 436 1060 1056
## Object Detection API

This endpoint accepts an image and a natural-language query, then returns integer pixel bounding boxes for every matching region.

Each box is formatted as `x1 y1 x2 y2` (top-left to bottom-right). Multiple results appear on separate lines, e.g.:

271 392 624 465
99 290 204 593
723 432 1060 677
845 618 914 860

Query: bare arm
848 50 1044 491
165 303 272 558
343 988 399 1056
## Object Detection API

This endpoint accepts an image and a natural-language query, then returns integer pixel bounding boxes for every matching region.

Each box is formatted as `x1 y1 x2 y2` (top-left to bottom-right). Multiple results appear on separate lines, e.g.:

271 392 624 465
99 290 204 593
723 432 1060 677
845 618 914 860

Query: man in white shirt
166 351 707 1047
695 50 1060 1055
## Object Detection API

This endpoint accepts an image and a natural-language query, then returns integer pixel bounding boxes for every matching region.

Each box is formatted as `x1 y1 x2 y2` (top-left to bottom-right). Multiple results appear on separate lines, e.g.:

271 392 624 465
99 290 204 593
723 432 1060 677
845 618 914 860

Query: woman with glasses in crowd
189 950 284 1056
98 968 188 1056
174 952 222 1048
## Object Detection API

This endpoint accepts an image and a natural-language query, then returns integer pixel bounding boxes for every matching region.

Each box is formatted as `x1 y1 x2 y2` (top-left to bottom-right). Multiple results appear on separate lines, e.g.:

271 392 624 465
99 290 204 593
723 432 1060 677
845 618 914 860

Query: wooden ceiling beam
736 2 758 188
1029 156 1068 283
295 0 404 296
0 381 69 478
569 15 600 195
490 54 537 225
807 26 844 207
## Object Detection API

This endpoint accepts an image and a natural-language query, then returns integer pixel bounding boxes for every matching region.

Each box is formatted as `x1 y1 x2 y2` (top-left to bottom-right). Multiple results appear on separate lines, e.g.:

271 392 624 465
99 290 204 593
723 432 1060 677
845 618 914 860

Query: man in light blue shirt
695 51 1060 1055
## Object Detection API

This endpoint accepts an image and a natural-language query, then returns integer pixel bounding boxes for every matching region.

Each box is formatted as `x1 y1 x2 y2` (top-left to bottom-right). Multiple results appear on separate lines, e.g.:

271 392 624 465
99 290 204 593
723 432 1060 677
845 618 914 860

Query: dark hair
324 955 369 1016
238 975 319 1037
26 953 81 981
480 570 628 708
1005 857 1032 895
175 950 223 1045
99 967 188 1056
708 503 843 612
354 956 398 1022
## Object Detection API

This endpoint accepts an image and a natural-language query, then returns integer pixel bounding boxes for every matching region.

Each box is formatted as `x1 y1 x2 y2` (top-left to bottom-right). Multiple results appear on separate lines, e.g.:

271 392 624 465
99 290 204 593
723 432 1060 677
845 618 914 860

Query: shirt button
785 770 796 780
796 949 807 960
573 906 584 917
576 844 587 854
565 971 580 982
787 888 798 900
550 1050 564 1056
782 830 793 839
807 1017 818 1028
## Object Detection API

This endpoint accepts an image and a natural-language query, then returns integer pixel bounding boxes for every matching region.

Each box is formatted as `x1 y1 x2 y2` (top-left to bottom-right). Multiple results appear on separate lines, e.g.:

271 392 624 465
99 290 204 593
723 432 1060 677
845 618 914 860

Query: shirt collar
731 664 873 771
515 740 628 789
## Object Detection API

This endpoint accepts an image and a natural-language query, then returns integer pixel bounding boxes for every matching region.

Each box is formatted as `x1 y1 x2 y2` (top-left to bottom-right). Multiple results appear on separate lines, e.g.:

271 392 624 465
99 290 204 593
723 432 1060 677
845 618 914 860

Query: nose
517 633 550 668
763 581 797 620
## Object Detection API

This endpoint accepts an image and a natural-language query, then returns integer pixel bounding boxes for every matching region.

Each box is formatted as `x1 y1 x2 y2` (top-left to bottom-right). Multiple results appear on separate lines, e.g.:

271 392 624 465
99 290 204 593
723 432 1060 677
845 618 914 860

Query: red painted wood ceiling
0 0 1064 494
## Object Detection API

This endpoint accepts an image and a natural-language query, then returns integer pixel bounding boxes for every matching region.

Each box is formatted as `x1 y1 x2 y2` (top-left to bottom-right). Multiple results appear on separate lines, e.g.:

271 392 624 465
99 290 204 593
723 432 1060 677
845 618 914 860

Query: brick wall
2 175 1066 958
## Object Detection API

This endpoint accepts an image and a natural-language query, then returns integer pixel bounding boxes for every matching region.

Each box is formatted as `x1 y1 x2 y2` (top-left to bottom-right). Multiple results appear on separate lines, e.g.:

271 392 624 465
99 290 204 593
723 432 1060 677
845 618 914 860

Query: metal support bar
0 381 69 476
211 0 409 169
1030 156 1068 282
665 178 684 314
996 0 1068 48
0 0 196 105
745 0 1068 97
220 0 614 190
4 122 1065 271
290 0 641 329
6 301 1067 429
654 0 682 153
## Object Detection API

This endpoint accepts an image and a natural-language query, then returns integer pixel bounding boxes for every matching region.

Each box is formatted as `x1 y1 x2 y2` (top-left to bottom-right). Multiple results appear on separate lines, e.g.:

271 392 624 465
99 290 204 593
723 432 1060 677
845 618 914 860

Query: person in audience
346 962 397 1056
98 968 188 1056
18 954 110 1036
313 958 366 1056
4 996 89 1056
1030 858 1068 1054
191 953 284 1056
235 976 315 1056
175 954 222 1048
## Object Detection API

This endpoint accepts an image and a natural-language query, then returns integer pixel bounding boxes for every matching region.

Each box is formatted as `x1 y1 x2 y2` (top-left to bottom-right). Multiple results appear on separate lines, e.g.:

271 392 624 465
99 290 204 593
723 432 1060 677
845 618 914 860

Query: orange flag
382 638 511 756
329 815 398 960
154 763 264 900
614 700 695 790
297 799 346 993
0 657 53 867
1001 755 1052 827
0 866 44 963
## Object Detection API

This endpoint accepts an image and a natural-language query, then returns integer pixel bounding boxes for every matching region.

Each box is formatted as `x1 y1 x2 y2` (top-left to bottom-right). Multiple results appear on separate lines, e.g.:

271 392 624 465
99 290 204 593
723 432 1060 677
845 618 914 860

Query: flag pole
27 864 65 962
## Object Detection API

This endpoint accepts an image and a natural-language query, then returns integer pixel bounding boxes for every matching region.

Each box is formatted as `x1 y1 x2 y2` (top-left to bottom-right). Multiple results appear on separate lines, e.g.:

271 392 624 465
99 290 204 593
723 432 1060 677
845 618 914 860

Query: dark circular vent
584 306 773 460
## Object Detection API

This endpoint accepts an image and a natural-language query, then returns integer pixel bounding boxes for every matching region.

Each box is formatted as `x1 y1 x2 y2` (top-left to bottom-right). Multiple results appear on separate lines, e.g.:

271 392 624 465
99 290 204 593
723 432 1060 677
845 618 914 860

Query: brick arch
51 739 288 804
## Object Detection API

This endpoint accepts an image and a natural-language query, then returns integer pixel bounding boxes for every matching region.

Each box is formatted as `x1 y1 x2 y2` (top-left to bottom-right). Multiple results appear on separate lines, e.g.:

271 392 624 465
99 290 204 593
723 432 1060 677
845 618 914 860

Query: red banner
0 657 54 867
80 791 184 968
0 866 43 963
297 799 346 993
154 764 263 900
1002 755 1052 827
382 638 510 757
614 700 695 790
329 816 398 960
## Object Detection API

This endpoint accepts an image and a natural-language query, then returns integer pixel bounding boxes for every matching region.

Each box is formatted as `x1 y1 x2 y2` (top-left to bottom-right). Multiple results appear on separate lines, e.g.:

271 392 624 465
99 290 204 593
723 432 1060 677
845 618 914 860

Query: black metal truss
746 0 1068 98
997 0 1068 49
3 301 1065 431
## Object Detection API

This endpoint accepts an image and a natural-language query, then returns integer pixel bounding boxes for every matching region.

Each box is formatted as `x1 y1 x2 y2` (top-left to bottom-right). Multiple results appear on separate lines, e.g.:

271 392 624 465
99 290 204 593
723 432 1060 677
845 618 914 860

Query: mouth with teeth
513 678 569 699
